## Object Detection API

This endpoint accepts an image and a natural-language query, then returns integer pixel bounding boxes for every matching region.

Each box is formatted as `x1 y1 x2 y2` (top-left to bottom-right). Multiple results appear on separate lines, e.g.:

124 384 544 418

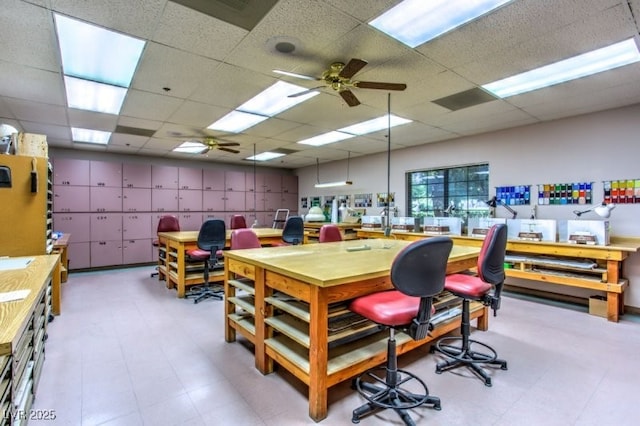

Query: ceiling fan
169 132 241 154
274 58 407 107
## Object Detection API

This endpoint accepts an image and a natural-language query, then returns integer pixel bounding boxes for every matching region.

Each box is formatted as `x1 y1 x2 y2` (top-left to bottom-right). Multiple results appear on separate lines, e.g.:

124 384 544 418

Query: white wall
296 103 640 308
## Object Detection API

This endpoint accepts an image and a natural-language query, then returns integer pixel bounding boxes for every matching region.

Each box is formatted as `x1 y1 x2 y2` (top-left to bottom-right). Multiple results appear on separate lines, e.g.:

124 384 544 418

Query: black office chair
185 219 226 304
432 224 508 386
273 216 304 246
349 237 453 426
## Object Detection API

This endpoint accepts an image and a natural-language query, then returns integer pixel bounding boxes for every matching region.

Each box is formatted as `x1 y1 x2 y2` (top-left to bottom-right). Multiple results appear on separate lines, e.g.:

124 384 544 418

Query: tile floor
30 266 640 426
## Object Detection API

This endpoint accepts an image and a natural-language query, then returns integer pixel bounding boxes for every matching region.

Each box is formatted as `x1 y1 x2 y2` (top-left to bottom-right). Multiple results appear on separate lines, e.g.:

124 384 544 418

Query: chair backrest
319 224 342 243
230 228 261 250
391 237 453 298
477 224 508 285
391 237 453 340
197 219 226 252
282 216 304 245
157 215 180 233
230 214 247 229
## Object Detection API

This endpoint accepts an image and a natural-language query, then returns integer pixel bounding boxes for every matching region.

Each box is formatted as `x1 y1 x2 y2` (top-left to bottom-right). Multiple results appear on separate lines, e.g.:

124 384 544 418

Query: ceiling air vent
171 0 278 31
432 87 498 111
114 125 156 137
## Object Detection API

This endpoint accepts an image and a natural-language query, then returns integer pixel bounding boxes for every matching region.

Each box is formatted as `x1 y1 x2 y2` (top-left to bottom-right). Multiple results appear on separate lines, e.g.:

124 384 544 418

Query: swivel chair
230 214 248 230
151 215 180 278
185 219 226 304
273 216 304 246
230 228 261 250
319 224 342 243
432 224 508 386
349 237 453 426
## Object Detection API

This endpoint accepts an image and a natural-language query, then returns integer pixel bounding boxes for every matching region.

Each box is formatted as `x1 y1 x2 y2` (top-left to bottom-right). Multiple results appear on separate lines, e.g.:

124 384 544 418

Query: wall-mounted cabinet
151 165 178 189
123 163 151 188
90 160 122 187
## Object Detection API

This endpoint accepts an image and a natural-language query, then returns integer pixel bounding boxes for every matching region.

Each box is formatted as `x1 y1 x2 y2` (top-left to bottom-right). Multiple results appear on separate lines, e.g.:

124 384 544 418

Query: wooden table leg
607 292 620 322
308 286 329 422
224 257 236 343
476 306 489 331
176 242 186 297
255 267 274 374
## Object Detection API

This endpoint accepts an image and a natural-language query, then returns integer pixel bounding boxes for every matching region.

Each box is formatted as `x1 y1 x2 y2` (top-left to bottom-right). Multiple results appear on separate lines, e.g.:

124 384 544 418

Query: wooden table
157 228 306 298
303 222 361 240
223 239 483 421
357 229 640 322
53 233 70 283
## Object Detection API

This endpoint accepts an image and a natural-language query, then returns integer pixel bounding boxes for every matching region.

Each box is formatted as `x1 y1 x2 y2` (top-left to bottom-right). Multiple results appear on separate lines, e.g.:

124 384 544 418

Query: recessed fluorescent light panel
55 14 145 87
238 81 319 117
370 0 513 48
340 114 412 135
246 152 286 161
297 131 355 147
208 110 269 133
71 127 111 144
173 141 206 154
483 38 640 98
64 76 128 114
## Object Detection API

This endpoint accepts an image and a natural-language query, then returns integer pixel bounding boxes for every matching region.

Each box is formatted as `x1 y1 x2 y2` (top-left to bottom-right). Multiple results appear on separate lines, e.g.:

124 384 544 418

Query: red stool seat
444 274 492 299
186 248 223 260
350 290 434 327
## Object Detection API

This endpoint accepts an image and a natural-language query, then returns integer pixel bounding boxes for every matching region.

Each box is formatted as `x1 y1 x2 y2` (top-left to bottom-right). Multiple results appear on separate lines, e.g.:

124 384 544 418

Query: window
407 164 490 224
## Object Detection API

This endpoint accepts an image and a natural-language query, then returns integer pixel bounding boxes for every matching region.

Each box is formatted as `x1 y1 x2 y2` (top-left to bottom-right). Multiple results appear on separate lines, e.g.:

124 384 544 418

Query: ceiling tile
3 99 67 125
120 89 184 122
68 109 118 131
0 62 65 105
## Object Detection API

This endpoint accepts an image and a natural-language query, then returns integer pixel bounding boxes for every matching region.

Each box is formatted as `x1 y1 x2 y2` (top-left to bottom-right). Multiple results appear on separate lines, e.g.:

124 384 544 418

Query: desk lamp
486 196 517 219
570 202 615 245
573 202 616 218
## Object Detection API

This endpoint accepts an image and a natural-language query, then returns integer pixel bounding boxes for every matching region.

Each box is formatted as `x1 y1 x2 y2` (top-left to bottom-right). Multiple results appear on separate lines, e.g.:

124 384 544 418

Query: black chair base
433 337 508 387
185 285 223 304
352 367 440 426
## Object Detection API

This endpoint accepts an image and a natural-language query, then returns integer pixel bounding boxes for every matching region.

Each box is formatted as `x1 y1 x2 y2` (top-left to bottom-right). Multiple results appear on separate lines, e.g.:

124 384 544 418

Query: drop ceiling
1 0 639 168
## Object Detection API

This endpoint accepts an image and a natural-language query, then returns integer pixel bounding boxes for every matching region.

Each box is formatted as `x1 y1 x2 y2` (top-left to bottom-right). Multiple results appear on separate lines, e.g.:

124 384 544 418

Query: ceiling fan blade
288 86 325 98
339 89 361 107
218 146 240 154
354 81 407 91
217 141 240 147
273 69 319 81
339 58 368 79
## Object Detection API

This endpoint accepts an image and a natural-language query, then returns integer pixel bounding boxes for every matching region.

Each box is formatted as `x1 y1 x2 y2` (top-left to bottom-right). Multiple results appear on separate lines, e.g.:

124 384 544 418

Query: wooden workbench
1 255 60 420
223 239 483 422
157 228 306 298
357 229 640 322
53 233 70 283
303 222 361 240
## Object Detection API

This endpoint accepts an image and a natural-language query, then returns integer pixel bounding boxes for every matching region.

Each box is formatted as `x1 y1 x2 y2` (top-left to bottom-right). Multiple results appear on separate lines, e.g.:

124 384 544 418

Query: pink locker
282 193 298 212
53 185 90 212
203 169 225 191
123 239 153 264
245 172 265 193
225 191 245 211
202 191 225 211
178 167 203 190
179 213 203 232
263 174 282 193
122 188 151 212
68 242 91 270
90 214 122 242
281 175 298 193
90 187 122 212
151 212 180 237
53 213 91 242
263 192 282 212
122 163 151 188
151 165 178 189
91 241 123 267
225 171 246 191
245 191 264 212
151 189 179 212
53 158 90 186
178 189 203 212
123 213 152 240
90 160 122 187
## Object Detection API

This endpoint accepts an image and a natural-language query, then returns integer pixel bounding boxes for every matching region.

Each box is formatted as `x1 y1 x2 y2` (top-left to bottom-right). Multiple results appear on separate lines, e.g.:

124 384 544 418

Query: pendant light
314 152 353 188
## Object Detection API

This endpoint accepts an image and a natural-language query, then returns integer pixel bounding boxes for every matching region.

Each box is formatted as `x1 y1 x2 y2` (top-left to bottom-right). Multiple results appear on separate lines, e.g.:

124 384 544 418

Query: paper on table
0 289 30 303
0 257 34 271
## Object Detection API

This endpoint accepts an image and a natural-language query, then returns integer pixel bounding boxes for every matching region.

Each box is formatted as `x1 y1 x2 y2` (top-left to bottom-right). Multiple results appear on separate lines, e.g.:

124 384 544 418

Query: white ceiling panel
120 90 184 122
0 62 65 105
4 99 67 125
68 109 118 131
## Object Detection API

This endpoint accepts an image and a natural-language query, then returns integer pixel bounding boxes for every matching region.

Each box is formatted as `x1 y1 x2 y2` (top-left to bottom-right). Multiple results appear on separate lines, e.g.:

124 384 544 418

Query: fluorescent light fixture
65 76 127 114
370 0 512 48
483 38 640 98
72 127 111 144
207 110 269 133
273 69 317 81
340 114 412 135
55 13 145 87
173 141 206 154
314 181 353 188
238 81 319 117
298 131 354 147
246 152 286 161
